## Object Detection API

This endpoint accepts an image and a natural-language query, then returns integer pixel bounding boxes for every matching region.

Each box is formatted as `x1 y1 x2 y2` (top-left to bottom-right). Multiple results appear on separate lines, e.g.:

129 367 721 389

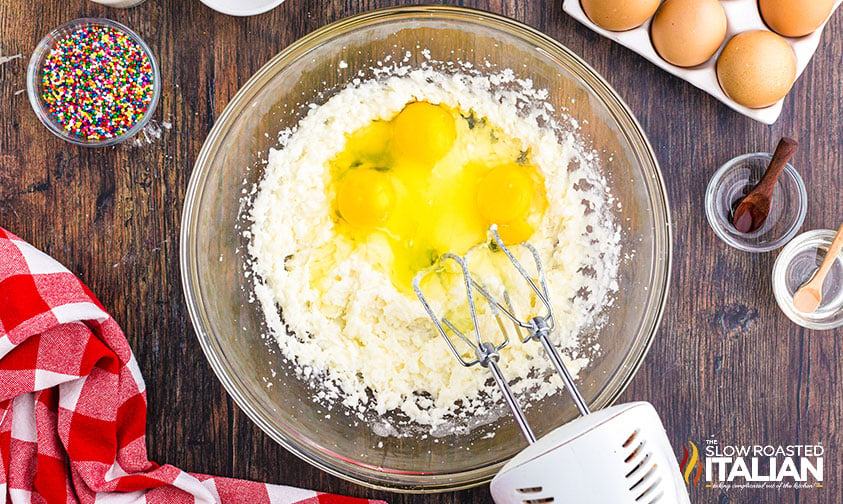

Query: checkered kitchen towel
0 227 385 504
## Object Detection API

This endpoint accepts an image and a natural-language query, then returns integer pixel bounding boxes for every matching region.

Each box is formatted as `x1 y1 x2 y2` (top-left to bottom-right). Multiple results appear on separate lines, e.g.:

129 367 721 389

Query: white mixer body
490 402 691 504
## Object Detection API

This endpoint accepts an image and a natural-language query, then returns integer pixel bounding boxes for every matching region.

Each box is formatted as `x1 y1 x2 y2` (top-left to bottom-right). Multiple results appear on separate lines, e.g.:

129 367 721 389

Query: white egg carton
563 0 842 124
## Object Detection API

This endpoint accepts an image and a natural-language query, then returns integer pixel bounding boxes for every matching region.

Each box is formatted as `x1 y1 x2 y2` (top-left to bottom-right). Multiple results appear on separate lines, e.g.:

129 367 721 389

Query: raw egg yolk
325 101 548 292
476 163 534 224
392 102 456 165
336 168 396 229
496 220 535 245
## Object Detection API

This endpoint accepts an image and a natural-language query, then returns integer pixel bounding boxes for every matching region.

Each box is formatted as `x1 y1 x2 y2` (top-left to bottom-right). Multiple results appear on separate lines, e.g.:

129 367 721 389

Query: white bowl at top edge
199 0 285 17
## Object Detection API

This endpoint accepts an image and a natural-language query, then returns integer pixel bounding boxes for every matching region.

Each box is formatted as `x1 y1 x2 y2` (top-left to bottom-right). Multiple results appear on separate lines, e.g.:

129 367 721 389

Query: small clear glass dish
705 153 807 253
773 230 843 330
26 18 161 147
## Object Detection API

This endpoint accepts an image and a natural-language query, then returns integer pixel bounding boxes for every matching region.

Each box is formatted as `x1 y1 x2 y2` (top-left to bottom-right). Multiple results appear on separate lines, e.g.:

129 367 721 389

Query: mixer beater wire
413 225 591 444
413 251 536 443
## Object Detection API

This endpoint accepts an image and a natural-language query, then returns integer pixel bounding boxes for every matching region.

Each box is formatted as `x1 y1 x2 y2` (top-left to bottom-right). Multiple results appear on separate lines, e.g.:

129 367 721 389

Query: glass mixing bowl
181 6 671 492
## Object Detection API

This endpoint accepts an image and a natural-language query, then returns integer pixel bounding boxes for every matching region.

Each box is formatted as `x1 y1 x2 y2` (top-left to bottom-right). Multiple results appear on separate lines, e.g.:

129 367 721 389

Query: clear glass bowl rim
180 5 673 493
26 17 162 147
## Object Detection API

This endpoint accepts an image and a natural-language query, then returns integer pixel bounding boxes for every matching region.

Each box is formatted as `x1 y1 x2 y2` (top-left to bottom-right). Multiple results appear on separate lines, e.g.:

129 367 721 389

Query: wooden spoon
732 137 799 234
792 223 843 313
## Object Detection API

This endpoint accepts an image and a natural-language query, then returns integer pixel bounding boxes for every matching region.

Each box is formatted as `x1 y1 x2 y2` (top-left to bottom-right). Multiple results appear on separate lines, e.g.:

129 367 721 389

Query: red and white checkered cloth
0 227 385 504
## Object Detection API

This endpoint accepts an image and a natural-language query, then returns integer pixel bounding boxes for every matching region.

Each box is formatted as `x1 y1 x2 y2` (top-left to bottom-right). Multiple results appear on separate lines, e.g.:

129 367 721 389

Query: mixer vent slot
644 491 664 504
624 445 652 478
523 498 554 504
622 429 640 448
516 487 543 494
622 433 664 504
628 464 657 491
634 478 663 502
625 440 646 463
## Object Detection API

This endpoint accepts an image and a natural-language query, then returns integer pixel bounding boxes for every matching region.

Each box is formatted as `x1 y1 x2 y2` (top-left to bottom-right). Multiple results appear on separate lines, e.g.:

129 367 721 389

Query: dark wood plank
0 0 840 503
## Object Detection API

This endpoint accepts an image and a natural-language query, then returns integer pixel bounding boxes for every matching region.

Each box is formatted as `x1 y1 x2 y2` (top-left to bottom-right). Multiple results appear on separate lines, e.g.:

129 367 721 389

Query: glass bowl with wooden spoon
705 146 807 253
773 226 843 330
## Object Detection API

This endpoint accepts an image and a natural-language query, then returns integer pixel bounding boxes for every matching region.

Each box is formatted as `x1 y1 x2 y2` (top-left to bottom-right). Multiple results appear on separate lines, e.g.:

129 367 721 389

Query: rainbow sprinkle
41 24 155 141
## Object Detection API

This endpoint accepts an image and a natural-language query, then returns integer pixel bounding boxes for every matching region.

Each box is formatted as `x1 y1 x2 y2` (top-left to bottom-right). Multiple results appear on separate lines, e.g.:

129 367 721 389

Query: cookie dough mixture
247 65 621 432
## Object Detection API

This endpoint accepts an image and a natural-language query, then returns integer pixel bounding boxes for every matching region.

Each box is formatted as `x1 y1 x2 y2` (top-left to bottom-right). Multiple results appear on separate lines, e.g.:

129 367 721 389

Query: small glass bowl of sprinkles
26 18 160 146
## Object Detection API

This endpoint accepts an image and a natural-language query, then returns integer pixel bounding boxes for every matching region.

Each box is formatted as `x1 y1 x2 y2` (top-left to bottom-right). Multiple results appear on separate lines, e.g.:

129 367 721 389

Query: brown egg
581 0 661 31
716 31 797 109
651 0 728 67
760 0 835 38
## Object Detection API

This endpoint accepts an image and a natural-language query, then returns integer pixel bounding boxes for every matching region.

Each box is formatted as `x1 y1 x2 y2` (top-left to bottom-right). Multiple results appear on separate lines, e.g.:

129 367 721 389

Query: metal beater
413 226 589 442
413 225 690 504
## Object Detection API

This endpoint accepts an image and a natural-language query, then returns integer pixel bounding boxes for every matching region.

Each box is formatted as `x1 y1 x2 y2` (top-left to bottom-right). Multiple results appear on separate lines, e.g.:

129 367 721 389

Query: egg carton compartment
563 0 842 124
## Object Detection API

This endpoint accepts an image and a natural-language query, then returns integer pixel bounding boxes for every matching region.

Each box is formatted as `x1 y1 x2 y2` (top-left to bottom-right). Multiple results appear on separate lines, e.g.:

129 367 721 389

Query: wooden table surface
1 1 841 503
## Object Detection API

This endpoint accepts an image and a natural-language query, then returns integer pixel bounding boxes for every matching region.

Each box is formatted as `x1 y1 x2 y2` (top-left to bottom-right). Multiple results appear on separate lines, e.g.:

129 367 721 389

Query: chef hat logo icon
679 441 703 486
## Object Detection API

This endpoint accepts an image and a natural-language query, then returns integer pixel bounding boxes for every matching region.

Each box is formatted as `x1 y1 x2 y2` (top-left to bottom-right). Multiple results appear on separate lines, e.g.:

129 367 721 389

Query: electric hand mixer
413 226 691 504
